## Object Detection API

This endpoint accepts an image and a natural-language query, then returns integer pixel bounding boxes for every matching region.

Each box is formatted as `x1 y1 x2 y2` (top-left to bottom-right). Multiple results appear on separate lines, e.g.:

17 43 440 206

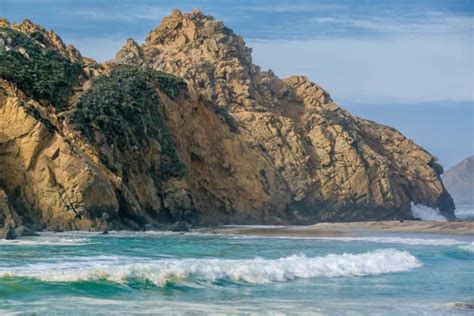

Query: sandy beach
199 221 474 237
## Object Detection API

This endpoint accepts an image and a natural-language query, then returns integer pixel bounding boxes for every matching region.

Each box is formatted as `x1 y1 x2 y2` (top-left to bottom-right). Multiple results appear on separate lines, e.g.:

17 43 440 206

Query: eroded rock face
0 189 20 228
0 83 119 230
0 12 455 230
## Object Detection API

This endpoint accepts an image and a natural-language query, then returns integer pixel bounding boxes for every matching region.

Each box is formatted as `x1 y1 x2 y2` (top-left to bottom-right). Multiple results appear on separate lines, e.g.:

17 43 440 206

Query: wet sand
199 221 474 237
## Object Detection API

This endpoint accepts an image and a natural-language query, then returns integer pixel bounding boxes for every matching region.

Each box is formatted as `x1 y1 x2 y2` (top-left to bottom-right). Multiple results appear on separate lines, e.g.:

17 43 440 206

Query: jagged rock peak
144 8 252 66
124 9 277 110
14 19 65 49
114 38 145 66
0 18 10 28
3 18 83 62
13 19 43 32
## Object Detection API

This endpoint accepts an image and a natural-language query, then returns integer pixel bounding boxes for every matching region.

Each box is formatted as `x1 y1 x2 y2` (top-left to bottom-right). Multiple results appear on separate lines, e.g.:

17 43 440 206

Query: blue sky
1 0 473 168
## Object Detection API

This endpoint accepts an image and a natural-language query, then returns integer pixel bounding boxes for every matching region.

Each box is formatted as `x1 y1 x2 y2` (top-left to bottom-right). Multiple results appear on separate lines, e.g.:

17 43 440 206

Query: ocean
0 229 473 315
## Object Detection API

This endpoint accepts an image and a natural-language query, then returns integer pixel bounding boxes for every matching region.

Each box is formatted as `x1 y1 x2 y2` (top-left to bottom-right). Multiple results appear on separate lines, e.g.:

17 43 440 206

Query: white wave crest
0 249 421 285
411 203 447 221
459 242 474 253
0 237 90 246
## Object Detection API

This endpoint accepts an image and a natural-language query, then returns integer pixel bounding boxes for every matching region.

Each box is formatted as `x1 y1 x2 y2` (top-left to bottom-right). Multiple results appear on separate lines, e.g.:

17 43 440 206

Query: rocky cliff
0 11 455 232
443 156 474 205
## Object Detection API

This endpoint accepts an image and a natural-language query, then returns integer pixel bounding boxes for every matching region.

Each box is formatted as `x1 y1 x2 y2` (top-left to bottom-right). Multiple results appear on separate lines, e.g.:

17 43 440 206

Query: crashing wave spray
411 203 447 221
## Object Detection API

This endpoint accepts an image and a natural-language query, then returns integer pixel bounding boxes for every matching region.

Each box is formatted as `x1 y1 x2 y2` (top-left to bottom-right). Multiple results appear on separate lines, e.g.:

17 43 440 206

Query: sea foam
0 249 421 286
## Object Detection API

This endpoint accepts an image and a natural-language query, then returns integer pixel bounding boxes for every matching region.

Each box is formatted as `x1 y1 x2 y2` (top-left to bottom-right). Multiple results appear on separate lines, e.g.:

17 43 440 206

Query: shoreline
197 221 474 237
4 220 474 239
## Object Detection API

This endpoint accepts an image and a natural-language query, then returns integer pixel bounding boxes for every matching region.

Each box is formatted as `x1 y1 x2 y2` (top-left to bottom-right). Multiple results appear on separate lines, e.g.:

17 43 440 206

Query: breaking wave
0 249 421 286
0 237 90 246
459 242 474 253
411 203 447 221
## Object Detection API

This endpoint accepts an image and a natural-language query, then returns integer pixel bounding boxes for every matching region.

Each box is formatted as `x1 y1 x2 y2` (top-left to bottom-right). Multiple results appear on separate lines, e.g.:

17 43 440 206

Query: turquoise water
0 230 473 315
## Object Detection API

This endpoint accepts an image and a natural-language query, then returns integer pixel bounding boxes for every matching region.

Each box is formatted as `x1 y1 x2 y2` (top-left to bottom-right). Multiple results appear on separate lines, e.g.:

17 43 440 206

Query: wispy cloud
69 5 172 22
237 3 346 13
311 12 474 36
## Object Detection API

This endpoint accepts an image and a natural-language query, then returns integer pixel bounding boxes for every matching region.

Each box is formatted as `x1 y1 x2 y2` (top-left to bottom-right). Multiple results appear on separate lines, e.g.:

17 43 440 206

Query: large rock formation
443 156 474 205
0 11 455 231
115 9 454 221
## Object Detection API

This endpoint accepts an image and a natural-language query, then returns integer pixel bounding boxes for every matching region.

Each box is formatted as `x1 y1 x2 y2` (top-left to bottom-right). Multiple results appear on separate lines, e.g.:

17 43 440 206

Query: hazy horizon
1 0 473 168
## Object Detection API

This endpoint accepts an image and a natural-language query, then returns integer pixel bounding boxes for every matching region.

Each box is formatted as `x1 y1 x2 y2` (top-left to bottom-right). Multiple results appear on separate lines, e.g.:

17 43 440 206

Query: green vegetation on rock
150 70 187 100
70 65 185 180
0 27 83 108
213 105 239 133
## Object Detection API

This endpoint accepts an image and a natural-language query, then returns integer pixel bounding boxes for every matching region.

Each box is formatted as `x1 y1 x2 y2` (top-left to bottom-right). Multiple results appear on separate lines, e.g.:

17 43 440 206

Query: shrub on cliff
0 27 83 108
150 70 187 100
70 65 185 180
213 105 239 133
